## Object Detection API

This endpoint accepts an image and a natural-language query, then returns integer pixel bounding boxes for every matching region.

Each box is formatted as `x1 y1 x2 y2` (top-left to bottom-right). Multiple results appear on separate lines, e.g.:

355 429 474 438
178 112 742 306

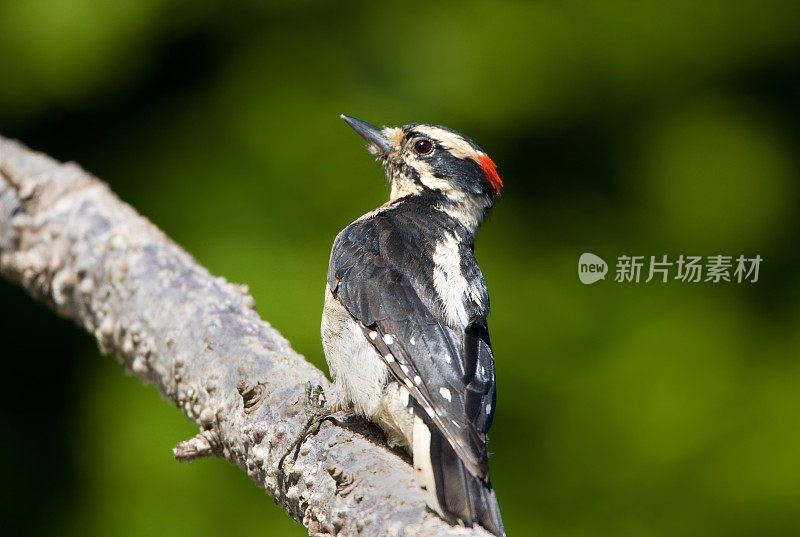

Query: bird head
342 115 502 231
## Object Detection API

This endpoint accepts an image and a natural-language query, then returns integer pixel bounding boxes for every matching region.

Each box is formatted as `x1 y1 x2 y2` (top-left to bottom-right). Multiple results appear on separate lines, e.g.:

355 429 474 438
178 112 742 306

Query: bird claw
278 383 335 471
306 383 326 412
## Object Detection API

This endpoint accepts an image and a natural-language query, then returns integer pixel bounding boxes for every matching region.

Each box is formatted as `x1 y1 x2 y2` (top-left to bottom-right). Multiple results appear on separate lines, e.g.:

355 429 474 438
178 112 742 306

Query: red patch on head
477 155 502 195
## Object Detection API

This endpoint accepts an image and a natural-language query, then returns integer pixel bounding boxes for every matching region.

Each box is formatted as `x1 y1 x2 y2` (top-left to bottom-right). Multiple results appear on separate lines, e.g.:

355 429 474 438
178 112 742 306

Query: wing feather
329 216 496 480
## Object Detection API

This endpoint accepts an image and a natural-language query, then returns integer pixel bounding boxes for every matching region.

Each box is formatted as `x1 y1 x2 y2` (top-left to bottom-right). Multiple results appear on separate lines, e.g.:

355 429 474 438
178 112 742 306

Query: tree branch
0 136 491 537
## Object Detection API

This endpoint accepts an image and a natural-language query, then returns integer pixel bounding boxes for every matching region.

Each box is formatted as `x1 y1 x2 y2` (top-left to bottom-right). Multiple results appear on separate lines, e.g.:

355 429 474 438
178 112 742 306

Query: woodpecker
316 115 504 535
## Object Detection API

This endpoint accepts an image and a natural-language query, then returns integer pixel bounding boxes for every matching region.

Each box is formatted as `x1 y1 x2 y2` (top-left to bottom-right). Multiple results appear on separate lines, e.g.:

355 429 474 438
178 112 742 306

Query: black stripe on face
425 149 491 197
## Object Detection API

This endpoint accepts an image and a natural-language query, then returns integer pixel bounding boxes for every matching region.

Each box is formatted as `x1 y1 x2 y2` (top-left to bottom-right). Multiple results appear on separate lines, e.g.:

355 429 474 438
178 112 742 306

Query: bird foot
278 383 337 470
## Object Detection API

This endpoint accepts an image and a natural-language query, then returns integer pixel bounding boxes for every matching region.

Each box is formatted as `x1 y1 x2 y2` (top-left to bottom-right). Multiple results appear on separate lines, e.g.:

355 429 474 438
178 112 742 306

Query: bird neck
435 194 491 238
391 191 487 244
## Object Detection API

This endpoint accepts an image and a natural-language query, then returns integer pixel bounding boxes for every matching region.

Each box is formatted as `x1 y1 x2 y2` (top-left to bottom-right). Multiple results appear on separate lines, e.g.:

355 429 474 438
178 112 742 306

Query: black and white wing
328 215 496 481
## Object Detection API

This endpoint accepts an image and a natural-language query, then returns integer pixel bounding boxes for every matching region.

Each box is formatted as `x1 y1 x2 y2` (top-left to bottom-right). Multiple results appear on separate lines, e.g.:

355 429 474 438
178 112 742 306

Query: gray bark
0 136 492 537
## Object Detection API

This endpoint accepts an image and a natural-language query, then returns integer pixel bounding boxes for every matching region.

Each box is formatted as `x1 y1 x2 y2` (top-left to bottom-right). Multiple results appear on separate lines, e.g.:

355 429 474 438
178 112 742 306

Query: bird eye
412 138 434 155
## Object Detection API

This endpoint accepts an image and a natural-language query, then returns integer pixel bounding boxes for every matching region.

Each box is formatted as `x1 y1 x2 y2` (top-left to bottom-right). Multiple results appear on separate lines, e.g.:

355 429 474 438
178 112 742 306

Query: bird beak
341 115 394 158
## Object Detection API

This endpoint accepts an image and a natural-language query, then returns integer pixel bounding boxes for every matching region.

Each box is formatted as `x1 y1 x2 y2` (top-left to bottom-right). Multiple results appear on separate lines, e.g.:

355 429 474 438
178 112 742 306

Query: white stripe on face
412 125 484 161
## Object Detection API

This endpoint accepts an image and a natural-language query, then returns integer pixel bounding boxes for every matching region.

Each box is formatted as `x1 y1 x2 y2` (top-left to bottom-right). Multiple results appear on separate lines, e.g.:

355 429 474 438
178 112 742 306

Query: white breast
321 284 414 447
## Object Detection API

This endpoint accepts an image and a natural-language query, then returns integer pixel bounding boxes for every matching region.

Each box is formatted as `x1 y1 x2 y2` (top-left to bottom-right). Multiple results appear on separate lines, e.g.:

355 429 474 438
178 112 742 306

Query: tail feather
413 414 505 536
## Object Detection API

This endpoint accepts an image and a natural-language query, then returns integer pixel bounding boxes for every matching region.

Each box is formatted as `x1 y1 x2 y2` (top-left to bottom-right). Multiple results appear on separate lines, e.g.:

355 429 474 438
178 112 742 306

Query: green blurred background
1 1 800 536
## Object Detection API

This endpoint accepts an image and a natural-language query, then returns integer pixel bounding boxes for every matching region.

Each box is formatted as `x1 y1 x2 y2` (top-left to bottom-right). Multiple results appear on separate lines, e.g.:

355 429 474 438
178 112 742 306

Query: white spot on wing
486 403 492 414
414 375 422 385
410 337 416 345
383 334 394 345
439 387 452 402
369 331 377 340
384 353 395 363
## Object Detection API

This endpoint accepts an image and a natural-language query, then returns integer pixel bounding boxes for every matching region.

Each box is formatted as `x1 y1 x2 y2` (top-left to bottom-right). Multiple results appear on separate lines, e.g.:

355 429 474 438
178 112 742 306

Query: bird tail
413 415 505 536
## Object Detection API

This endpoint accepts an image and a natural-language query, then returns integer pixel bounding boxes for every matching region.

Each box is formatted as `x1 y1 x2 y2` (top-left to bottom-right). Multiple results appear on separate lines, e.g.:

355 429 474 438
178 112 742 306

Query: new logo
578 252 608 284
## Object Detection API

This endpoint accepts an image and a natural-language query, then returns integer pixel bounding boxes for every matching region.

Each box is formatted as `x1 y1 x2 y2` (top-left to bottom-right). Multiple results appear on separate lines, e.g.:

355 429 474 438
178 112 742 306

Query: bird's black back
327 195 497 478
